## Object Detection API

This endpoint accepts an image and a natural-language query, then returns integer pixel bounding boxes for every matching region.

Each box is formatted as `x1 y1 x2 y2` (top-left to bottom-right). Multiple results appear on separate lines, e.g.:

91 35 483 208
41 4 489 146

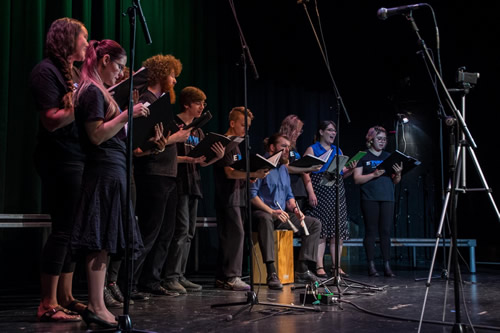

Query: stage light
397 113 409 124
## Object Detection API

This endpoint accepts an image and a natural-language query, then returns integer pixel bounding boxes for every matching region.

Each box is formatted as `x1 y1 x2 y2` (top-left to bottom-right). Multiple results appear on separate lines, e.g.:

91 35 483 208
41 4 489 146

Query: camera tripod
417 84 500 333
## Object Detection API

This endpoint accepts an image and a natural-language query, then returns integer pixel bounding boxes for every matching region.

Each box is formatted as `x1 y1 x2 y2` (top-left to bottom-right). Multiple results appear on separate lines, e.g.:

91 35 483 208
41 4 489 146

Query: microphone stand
95 1 153 332
299 0 378 300
399 11 500 333
210 0 319 319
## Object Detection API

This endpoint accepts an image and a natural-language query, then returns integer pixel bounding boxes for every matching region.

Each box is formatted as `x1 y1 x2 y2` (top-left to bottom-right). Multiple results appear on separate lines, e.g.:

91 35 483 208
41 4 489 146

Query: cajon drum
252 230 294 284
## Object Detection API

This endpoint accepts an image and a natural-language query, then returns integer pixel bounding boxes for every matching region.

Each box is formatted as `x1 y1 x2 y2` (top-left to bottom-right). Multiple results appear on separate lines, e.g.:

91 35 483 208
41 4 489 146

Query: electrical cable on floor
339 299 500 331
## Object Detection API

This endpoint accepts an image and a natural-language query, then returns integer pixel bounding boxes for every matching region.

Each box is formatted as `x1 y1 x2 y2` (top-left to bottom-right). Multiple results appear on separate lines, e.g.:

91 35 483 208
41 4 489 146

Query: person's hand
152 123 168 153
345 160 358 170
308 165 323 172
372 168 385 178
168 128 191 144
253 168 269 179
210 142 225 160
271 209 289 223
308 192 318 207
132 89 139 105
190 156 207 164
293 207 305 221
392 162 403 175
132 103 149 118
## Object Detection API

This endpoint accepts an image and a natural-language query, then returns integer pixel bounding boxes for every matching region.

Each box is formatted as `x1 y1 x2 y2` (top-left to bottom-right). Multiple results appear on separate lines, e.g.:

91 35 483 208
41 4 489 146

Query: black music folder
188 132 243 161
108 67 148 110
132 93 173 150
377 150 420 175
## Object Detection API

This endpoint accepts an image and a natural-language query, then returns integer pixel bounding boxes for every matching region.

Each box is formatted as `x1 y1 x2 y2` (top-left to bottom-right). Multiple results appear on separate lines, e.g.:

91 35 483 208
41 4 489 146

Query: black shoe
146 286 180 297
384 261 396 277
81 308 117 329
295 270 322 283
266 273 283 290
368 261 379 277
130 290 150 301
104 287 123 308
316 267 328 278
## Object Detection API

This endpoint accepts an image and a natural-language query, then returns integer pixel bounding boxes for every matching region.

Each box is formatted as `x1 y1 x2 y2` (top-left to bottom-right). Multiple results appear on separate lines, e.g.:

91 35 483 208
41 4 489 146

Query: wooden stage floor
1 265 499 333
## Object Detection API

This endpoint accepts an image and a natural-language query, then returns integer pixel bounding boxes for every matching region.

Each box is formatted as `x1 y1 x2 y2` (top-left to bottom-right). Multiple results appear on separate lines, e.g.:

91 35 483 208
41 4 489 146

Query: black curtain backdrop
1 0 499 279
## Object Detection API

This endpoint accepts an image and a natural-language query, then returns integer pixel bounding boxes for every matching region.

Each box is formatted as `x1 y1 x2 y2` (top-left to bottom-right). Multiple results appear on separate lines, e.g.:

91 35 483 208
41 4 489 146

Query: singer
250 133 321 290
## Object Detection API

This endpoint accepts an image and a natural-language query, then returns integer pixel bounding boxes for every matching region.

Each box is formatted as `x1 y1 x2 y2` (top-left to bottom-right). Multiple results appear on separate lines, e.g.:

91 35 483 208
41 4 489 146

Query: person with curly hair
131 54 191 297
29 17 88 323
279 115 322 209
71 39 149 328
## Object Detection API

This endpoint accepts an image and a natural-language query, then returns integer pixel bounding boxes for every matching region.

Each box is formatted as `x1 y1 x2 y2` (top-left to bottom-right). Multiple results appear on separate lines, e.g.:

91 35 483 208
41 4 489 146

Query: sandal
316 267 328 278
63 299 87 315
38 305 82 322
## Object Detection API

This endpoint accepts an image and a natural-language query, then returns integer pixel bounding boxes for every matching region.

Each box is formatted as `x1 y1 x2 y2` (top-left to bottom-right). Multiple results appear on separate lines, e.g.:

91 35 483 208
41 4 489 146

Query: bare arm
39 107 75 132
224 166 269 180
85 103 149 146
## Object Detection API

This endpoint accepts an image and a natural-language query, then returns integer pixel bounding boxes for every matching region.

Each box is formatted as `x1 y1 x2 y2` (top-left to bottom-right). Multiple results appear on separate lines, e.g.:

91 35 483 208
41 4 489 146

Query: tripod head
455 66 479 94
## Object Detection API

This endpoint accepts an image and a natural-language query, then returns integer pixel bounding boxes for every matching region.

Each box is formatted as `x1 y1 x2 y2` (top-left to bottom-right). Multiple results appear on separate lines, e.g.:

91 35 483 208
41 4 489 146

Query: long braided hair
45 17 85 110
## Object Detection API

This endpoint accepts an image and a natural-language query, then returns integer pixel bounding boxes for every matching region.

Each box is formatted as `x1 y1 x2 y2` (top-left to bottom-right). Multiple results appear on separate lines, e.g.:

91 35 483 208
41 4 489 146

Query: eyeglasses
375 136 387 142
194 101 207 107
113 61 125 73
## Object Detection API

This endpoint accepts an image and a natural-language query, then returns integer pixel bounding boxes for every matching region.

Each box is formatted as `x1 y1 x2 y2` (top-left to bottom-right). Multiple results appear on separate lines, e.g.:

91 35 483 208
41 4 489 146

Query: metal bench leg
469 246 476 273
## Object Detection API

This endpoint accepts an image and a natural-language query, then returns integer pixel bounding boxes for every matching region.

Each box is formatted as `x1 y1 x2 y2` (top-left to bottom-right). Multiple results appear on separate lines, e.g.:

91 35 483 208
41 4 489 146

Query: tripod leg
466 146 500 221
417 181 451 333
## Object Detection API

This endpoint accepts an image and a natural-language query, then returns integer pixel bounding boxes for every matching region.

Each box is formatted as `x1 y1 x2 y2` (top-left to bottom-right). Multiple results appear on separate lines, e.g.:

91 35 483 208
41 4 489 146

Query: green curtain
0 0 221 214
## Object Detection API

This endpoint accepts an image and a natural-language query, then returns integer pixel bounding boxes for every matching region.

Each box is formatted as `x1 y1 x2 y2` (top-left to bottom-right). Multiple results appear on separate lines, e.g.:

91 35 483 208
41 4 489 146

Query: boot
368 260 379 277
384 261 396 277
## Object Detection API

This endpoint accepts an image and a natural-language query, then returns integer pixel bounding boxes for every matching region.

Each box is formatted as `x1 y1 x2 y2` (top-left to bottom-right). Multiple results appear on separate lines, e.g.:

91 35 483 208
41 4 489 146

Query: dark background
0 0 498 286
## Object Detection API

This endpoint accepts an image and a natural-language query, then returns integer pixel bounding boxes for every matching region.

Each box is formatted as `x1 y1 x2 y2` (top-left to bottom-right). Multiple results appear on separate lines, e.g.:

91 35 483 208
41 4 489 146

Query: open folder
231 150 283 172
320 155 350 187
377 150 421 175
188 132 243 161
108 67 148 110
132 93 173 150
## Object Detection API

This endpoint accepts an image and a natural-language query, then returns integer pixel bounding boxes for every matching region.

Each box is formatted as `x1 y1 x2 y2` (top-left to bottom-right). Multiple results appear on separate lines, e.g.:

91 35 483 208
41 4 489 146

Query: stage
1 265 499 333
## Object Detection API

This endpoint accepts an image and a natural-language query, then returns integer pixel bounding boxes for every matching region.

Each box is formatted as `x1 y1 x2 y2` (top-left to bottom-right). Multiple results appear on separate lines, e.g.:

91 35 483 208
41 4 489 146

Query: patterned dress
305 142 349 240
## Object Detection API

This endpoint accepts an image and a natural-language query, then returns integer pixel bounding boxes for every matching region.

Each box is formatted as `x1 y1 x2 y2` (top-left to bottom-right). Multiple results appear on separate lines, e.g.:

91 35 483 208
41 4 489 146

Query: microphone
377 3 426 20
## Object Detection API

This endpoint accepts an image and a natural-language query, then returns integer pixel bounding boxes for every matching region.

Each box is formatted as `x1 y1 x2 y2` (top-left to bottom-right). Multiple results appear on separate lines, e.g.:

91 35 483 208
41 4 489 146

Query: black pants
133 175 177 290
361 200 394 261
215 206 246 279
35 153 83 275
252 209 320 265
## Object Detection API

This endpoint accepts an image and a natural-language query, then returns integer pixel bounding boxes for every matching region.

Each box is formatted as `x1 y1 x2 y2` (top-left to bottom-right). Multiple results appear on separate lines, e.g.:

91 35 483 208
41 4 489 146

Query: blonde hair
229 106 254 122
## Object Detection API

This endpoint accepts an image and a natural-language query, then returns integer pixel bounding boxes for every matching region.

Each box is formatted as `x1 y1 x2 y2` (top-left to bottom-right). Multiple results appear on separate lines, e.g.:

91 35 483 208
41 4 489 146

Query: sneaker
104 287 123 308
224 277 250 291
266 273 283 290
178 276 202 291
107 282 134 304
163 279 187 294
295 270 322 284
146 286 180 297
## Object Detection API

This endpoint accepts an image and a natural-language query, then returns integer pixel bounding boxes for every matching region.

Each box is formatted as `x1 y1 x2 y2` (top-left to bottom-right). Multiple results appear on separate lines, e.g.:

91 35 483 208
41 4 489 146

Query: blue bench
294 237 477 273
